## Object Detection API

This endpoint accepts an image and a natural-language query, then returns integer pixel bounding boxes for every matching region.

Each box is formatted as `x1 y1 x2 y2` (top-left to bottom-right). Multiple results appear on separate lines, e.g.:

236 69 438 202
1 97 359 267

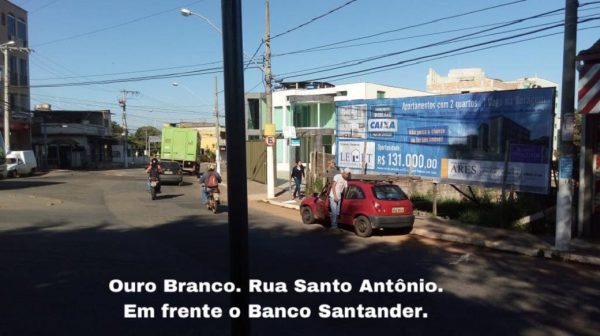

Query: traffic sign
265 136 276 146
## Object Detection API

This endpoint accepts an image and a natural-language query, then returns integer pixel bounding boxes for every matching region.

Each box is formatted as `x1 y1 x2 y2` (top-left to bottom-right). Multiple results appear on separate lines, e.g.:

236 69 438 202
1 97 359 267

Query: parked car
6 150 37 177
300 179 414 237
159 160 183 185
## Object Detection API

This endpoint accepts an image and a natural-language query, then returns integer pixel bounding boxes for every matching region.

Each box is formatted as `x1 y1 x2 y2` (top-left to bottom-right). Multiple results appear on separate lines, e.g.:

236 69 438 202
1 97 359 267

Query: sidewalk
245 178 600 268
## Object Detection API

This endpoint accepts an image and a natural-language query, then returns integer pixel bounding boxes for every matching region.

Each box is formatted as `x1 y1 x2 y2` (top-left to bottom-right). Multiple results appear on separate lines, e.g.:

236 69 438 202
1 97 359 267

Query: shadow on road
0 212 598 336
154 193 185 200
0 180 65 190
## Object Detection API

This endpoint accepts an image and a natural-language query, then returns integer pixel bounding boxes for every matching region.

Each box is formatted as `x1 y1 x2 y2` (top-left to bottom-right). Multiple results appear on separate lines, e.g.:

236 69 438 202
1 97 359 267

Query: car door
315 182 331 220
339 184 366 224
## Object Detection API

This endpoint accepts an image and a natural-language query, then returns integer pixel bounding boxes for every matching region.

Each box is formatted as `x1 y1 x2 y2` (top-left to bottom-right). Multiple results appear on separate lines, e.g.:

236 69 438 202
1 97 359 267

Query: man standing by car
329 168 351 230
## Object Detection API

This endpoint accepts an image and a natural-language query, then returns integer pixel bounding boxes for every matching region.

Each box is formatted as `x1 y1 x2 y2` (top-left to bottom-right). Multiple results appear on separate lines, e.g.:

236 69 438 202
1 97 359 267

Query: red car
300 179 415 237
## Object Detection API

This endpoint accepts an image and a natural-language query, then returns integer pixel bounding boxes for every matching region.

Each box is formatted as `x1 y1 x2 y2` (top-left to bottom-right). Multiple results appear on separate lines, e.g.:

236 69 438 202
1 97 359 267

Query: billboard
336 88 556 194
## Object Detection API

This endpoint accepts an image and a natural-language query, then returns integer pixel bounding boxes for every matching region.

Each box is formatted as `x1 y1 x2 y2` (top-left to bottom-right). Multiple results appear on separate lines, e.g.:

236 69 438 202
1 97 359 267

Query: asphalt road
0 169 599 336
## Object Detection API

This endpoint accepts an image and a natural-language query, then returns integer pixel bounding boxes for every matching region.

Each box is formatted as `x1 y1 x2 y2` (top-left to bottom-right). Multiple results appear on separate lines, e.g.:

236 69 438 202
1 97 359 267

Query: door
59 146 71 169
315 183 331 220
340 184 366 224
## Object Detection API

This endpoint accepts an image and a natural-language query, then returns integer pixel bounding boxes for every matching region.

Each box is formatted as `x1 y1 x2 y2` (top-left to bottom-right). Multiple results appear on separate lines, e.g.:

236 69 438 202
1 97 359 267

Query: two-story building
246 81 430 173
31 105 114 169
0 0 31 151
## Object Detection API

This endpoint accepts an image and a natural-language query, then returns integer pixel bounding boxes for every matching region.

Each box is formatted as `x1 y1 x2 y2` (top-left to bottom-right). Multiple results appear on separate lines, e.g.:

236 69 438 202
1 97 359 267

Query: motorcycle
206 186 220 213
148 176 159 200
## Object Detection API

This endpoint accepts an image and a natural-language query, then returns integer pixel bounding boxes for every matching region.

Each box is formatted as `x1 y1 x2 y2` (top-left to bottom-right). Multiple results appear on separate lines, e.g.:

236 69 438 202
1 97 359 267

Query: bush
308 176 324 195
411 190 554 234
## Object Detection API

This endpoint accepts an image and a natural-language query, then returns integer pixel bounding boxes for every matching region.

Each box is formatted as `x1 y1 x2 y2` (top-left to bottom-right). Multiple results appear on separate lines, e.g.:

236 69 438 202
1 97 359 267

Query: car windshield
7 158 16 164
372 185 408 200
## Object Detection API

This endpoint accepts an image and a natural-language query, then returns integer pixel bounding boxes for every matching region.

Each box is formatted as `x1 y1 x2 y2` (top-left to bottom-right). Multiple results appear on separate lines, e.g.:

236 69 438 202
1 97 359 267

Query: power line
278 6 568 80
271 0 359 40
272 7 584 58
273 0 529 61
33 0 205 47
28 66 224 88
245 0 359 71
31 58 223 81
298 18 600 82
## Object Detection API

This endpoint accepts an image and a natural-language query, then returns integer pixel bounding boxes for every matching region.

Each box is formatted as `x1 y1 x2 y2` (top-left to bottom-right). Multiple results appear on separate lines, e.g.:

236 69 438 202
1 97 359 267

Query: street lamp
180 8 222 34
180 8 264 73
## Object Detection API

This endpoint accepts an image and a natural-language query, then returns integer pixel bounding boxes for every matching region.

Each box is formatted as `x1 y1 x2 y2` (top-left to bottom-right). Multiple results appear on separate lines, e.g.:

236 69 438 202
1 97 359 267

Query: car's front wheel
353 215 373 237
300 206 315 224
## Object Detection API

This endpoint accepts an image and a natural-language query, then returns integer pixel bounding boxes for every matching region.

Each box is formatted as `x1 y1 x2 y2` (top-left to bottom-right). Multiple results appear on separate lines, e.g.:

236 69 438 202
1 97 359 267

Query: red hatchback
300 179 415 237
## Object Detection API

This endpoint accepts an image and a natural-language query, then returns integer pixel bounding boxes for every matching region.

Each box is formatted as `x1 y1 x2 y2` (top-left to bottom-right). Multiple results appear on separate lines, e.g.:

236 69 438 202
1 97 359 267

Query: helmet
151 158 158 166
208 164 216 171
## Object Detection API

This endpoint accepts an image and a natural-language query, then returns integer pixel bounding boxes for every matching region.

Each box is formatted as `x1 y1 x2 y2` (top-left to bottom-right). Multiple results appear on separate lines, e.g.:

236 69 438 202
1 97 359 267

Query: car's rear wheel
301 206 315 224
353 215 372 237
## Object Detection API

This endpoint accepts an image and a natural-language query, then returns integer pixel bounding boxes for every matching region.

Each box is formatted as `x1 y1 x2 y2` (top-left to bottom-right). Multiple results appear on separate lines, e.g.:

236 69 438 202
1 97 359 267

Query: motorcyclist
199 163 222 205
145 158 163 193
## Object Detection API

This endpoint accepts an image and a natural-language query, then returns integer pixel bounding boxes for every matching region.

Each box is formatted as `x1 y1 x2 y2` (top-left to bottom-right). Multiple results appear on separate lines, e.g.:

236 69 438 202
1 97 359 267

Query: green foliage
308 176 324 195
411 191 554 234
129 126 161 151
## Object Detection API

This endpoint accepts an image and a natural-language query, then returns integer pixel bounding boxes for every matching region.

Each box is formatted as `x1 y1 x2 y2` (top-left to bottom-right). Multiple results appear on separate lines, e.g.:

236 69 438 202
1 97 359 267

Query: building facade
31 108 114 169
0 0 31 151
253 82 430 172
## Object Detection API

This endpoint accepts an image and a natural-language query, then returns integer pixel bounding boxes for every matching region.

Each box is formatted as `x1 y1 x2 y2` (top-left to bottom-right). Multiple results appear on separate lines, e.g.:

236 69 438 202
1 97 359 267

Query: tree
111 121 124 141
130 126 161 156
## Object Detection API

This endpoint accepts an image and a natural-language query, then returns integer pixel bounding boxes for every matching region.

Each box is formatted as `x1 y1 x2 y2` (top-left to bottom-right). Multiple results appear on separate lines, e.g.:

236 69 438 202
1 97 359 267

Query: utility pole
118 90 139 168
1 41 30 153
2 43 9 154
264 0 275 199
555 0 578 251
215 76 221 174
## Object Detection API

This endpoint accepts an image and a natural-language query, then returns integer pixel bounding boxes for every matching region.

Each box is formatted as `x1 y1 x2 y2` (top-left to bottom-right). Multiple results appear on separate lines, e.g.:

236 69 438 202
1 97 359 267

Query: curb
411 228 600 267
411 228 545 258
261 199 300 210
258 200 600 268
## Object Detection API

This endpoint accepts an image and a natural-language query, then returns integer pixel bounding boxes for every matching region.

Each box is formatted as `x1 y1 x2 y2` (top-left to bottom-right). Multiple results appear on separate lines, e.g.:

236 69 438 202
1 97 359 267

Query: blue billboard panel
336 88 555 194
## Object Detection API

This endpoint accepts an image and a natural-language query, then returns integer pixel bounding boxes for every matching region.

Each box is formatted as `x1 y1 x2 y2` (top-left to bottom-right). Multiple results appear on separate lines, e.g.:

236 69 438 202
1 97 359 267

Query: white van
0 135 6 179
7 150 38 177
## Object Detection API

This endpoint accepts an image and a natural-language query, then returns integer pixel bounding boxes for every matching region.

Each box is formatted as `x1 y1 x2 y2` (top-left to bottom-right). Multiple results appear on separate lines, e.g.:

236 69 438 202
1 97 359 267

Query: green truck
160 127 201 174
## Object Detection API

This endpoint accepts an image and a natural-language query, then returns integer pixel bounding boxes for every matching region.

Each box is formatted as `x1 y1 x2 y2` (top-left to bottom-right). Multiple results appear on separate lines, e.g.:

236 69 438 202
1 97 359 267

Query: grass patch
411 192 554 234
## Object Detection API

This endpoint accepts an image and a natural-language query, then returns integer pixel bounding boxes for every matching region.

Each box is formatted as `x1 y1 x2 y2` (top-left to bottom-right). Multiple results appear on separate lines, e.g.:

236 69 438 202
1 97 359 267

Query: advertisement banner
336 88 555 194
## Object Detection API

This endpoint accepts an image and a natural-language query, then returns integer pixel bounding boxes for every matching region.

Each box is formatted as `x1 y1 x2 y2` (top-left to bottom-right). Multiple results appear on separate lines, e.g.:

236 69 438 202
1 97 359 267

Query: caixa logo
367 119 397 132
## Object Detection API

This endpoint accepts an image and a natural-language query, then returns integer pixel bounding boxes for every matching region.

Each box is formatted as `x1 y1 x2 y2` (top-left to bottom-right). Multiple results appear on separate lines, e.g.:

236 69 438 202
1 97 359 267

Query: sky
11 0 600 133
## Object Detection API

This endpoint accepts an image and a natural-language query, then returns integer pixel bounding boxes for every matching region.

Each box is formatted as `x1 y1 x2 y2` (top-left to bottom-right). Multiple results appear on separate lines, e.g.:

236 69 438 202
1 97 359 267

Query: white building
267 81 430 172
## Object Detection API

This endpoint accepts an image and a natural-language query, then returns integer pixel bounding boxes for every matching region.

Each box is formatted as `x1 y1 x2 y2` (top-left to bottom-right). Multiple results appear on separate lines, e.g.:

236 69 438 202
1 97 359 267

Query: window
17 18 27 47
377 91 385 99
336 91 347 96
9 55 17 85
247 98 260 130
346 185 365 199
372 184 408 200
19 58 27 85
293 103 318 127
7 14 15 39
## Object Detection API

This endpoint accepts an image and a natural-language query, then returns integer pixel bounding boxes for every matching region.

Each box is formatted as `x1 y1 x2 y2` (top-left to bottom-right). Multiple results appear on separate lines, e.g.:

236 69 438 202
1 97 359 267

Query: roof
577 39 600 61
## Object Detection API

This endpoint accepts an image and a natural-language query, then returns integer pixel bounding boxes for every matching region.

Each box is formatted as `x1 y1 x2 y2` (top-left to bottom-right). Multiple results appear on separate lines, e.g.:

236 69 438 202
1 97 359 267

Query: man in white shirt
329 168 351 230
